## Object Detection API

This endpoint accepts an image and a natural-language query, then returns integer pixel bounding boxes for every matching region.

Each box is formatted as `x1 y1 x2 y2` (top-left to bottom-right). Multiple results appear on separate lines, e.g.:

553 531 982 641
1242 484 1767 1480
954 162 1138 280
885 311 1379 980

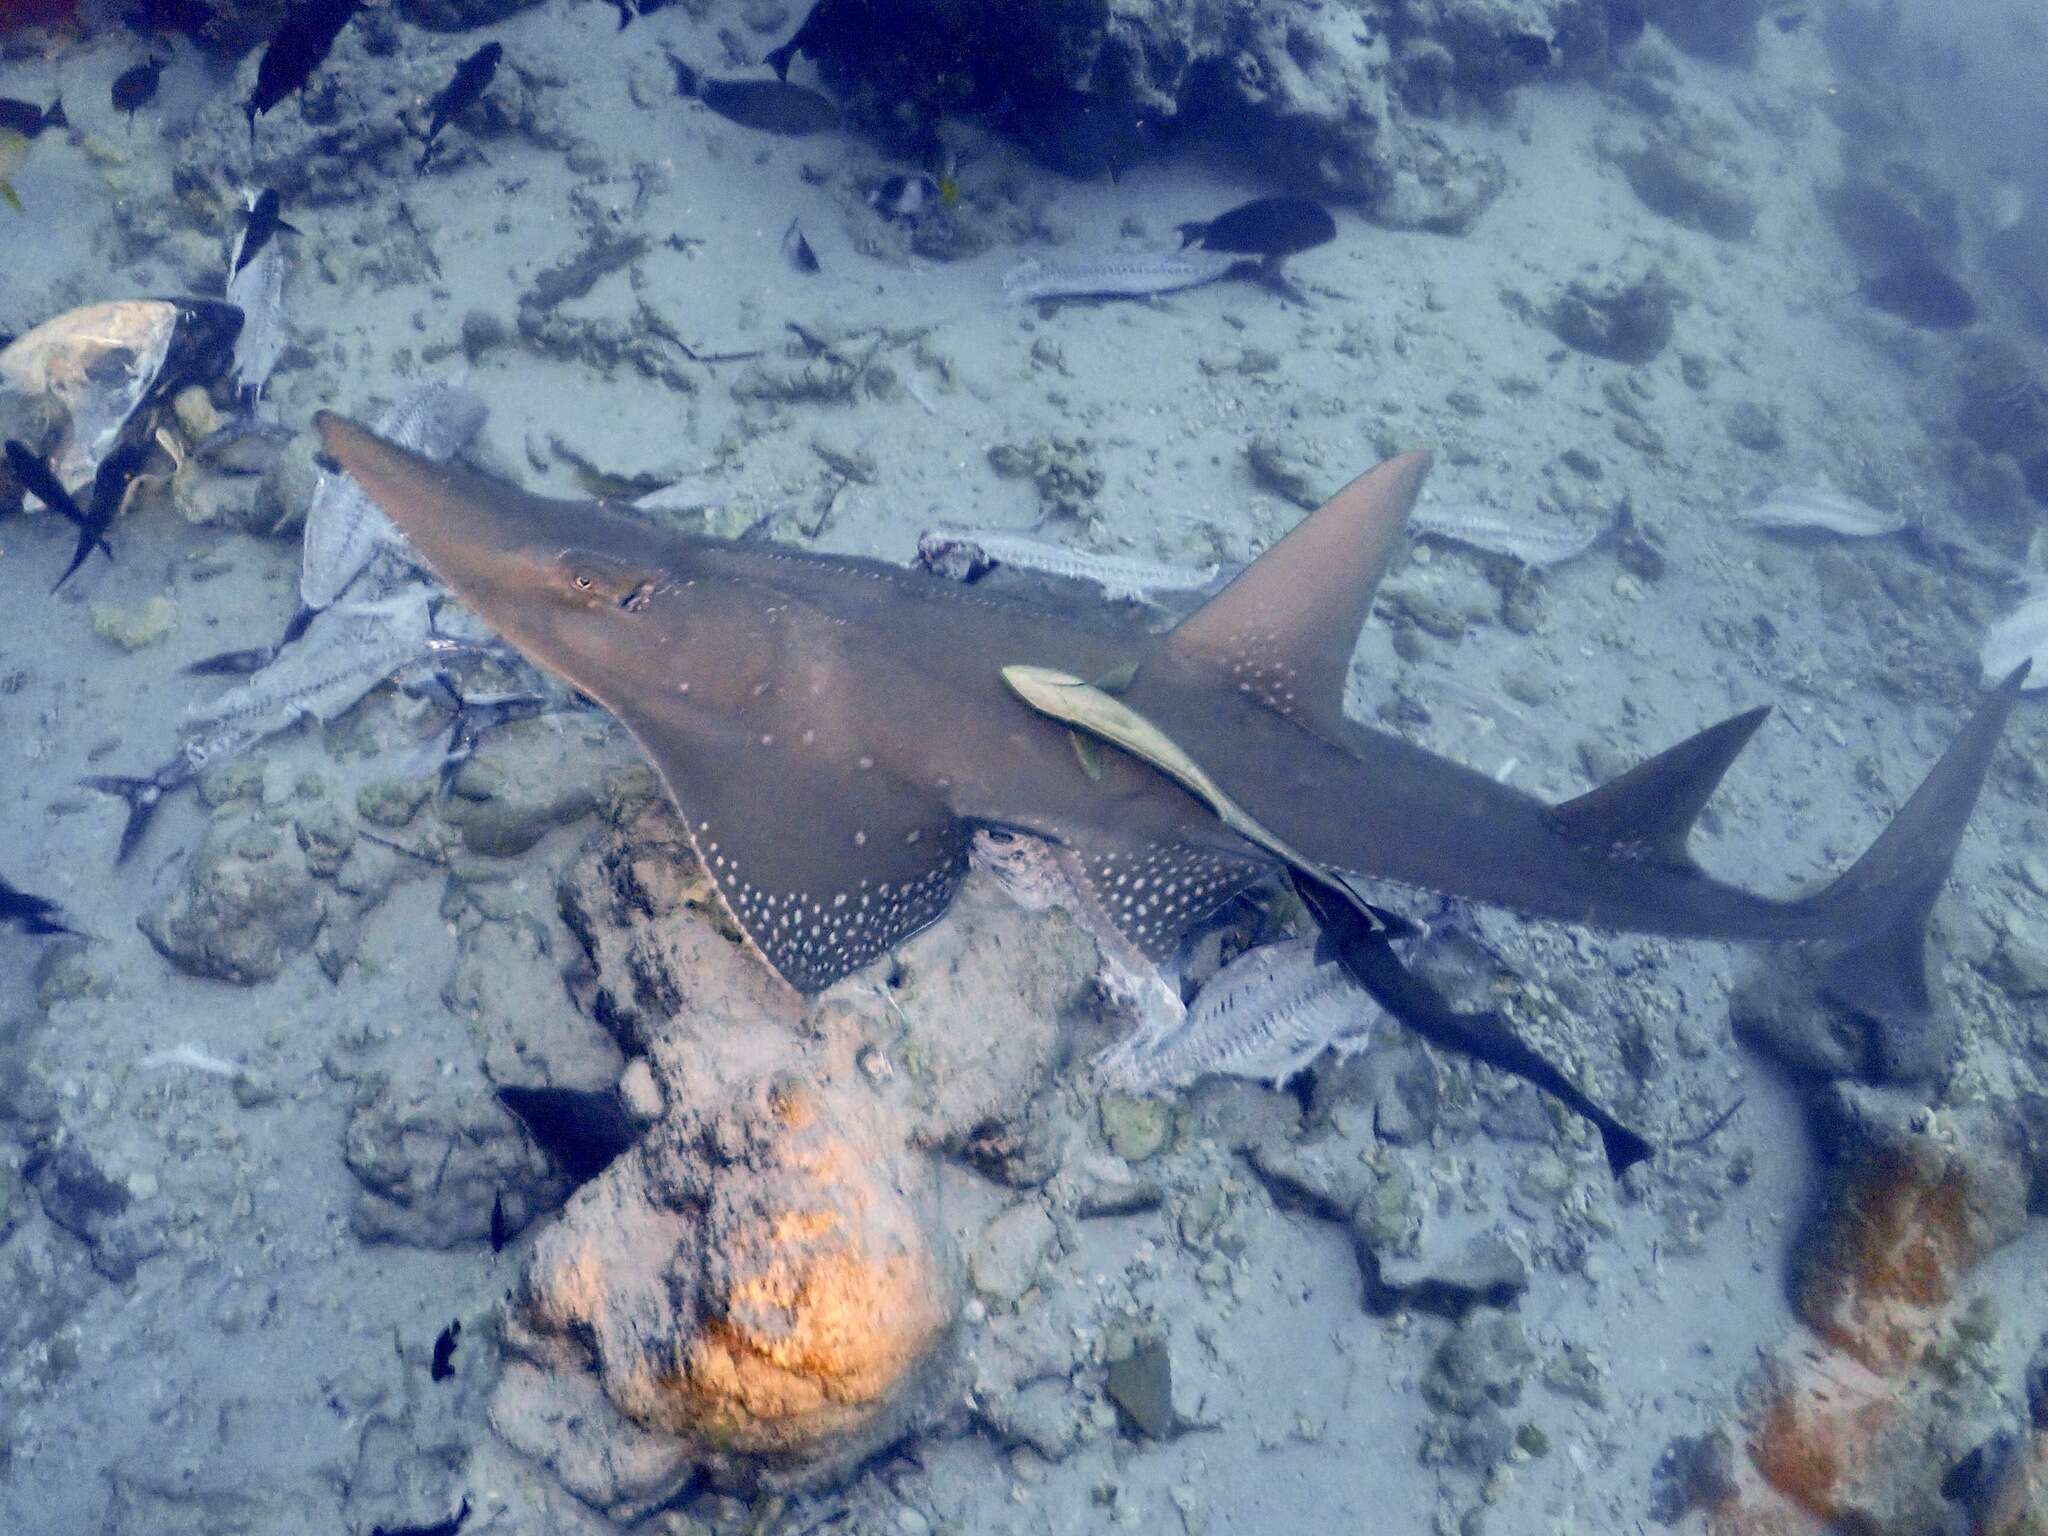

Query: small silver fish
300 376 487 610
226 194 288 401
180 588 434 770
1409 501 1604 567
1735 484 1907 538
918 527 1217 603
1096 938 1382 1092
1001 249 1240 305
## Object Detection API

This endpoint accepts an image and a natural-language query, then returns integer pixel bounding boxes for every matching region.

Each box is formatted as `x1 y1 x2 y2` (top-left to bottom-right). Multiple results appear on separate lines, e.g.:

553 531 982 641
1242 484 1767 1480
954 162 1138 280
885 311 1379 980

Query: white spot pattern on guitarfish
179 589 434 771
1001 249 1240 305
695 814 973 995
300 376 488 609
1095 937 1384 1093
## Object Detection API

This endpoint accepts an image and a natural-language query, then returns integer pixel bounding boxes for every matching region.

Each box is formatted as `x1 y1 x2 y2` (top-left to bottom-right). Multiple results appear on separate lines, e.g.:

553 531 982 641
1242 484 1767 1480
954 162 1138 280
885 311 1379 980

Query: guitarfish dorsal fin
1165 451 1430 727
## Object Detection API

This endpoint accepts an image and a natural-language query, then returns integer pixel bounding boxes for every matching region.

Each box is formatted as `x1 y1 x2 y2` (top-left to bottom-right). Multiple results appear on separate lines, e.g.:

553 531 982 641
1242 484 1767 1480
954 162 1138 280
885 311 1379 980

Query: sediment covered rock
505 1075 960 1495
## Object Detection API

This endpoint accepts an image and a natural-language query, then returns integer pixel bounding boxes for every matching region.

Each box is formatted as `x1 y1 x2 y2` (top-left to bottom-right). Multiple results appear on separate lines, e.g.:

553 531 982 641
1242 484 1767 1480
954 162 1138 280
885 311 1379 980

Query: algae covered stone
90 595 177 652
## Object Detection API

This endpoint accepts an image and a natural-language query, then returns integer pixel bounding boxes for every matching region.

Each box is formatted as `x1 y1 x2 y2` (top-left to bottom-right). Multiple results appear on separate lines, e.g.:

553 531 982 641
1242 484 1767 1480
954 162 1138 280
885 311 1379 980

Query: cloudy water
2 2 2046 1533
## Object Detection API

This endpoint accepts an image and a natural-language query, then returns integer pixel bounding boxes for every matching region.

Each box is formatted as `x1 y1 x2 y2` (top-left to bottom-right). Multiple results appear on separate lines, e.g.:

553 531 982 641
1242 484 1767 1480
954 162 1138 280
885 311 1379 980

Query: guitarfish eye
560 551 661 609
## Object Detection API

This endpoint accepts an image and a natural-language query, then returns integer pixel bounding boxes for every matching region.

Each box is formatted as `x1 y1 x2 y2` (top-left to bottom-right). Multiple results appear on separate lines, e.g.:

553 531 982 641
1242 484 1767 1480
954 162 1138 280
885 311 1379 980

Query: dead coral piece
510 1075 958 1493
1546 269 1679 365
1957 338 2048 503
985 434 1103 520
1605 129 1758 241
1700 1085 2035 1534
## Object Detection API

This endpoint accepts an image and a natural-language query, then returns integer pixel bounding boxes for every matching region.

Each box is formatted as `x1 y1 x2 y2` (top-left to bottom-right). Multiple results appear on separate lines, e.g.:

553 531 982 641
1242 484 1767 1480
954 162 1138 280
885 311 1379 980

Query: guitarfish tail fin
1809 663 2027 1025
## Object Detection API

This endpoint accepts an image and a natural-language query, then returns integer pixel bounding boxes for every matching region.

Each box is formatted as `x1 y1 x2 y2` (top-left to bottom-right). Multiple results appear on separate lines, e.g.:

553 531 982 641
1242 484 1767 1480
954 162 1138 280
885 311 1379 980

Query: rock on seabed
505 1075 959 1493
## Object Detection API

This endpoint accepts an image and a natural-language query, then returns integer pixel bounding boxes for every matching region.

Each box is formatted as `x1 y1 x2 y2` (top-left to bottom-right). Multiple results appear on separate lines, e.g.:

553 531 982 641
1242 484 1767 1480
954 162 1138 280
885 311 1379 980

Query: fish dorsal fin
1165 452 1430 727
1549 706 1772 867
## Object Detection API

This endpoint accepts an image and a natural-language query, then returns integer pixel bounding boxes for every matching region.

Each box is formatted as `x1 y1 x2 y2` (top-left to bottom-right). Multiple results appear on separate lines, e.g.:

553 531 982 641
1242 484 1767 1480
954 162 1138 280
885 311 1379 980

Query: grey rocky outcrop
140 818 325 984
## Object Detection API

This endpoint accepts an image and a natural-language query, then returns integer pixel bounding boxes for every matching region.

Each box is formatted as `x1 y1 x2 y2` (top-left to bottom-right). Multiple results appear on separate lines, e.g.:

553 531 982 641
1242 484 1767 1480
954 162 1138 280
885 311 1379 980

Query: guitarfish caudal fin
1809 660 2028 1023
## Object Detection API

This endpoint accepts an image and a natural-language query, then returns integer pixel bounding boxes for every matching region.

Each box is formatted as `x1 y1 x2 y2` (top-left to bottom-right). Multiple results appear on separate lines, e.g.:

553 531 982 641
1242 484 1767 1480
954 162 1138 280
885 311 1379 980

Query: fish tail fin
80 773 172 864
663 50 700 97
45 97 66 131
1811 662 2027 1024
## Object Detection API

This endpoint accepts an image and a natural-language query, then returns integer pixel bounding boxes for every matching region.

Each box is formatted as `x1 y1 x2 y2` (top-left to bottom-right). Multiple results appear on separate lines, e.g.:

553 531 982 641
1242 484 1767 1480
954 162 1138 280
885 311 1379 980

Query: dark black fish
1177 196 1337 260
1 874 77 937
497 1084 636 1185
2 438 71 513
111 58 165 118
867 173 939 223
1861 258 1978 329
233 188 298 277
0 97 65 137
666 53 840 137
782 217 819 273
50 438 147 591
183 645 277 676
764 0 855 81
488 1190 508 1252
429 1320 460 1381
417 41 502 171
246 0 361 137
438 688 547 795
370 1499 470 1536
1289 868 1654 1176
3 438 114 590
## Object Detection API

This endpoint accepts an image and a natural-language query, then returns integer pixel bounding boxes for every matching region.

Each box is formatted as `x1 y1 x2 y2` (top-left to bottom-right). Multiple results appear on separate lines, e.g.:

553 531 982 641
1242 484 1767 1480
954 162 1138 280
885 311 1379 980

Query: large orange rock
510 1074 958 1492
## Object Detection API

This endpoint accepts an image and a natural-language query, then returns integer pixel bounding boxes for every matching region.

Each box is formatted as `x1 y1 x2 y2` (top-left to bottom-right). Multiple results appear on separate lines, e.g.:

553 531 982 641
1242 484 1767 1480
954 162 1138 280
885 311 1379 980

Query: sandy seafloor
2 5 2047 1534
